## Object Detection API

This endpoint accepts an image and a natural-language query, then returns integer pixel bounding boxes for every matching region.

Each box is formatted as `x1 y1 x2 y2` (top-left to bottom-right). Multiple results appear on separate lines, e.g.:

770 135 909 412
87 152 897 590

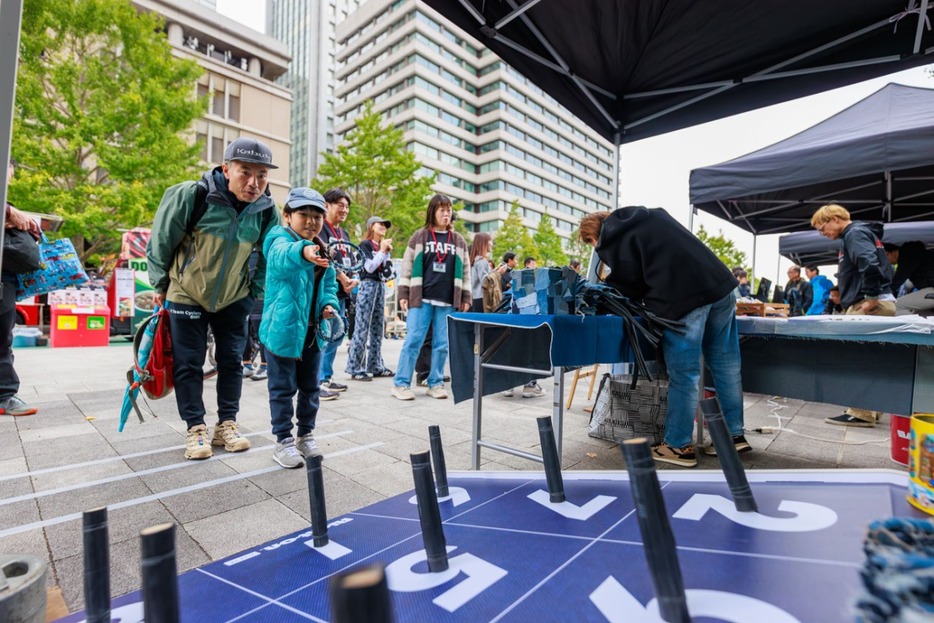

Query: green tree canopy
492 200 539 264
532 214 568 267
695 224 747 271
567 226 592 273
11 0 206 260
311 100 435 245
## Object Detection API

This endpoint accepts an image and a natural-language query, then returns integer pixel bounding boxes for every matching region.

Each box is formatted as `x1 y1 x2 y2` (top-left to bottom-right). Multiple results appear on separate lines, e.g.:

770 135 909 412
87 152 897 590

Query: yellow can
907 413 934 515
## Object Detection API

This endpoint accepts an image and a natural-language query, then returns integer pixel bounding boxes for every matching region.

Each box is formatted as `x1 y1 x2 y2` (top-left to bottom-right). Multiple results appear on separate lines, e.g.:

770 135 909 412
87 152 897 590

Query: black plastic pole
140 523 179 623
428 425 449 498
306 454 329 547
82 507 110 623
699 397 758 512
537 416 566 503
329 563 395 623
621 439 690 623
410 451 448 572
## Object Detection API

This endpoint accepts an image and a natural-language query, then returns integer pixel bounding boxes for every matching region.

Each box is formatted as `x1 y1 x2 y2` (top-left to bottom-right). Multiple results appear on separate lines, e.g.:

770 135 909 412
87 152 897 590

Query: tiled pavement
0 336 902 614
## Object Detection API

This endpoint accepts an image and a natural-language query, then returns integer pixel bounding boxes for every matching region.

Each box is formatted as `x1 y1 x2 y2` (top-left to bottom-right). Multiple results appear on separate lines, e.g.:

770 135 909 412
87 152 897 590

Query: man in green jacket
147 138 279 460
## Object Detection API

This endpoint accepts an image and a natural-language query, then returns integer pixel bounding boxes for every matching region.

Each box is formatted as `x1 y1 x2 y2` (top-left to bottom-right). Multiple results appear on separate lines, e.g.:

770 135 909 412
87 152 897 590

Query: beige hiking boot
211 420 251 452
185 424 213 460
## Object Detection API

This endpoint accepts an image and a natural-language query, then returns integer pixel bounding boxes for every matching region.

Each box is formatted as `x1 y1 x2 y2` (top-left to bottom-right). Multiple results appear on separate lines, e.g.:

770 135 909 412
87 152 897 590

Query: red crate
50 305 110 347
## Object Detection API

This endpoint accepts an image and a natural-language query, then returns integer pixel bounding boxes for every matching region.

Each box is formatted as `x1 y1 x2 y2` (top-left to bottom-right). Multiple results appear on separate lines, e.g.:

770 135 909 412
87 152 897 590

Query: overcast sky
215 2 933 284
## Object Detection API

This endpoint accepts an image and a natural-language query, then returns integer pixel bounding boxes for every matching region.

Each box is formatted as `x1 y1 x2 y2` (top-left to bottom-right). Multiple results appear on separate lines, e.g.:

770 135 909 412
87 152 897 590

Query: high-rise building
134 0 293 203
334 0 615 240
269 0 363 186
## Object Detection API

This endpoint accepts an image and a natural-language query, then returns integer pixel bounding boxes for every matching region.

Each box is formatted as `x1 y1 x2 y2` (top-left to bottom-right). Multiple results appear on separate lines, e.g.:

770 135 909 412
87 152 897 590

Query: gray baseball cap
224 137 278 169
284 187 326 213
366 216 392 229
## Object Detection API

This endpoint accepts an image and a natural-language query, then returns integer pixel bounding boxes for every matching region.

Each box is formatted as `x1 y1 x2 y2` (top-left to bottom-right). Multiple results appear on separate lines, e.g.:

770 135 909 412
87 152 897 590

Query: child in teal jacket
260 188 339 468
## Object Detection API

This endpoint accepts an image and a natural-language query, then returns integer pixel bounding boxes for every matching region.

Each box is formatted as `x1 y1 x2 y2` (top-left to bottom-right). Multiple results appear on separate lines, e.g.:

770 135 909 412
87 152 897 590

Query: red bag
134 307 174 400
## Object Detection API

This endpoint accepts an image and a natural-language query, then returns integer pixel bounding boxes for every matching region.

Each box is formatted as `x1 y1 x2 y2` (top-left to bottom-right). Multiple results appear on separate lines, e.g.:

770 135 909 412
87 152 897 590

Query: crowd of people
138 138 556 467
5 137 926 469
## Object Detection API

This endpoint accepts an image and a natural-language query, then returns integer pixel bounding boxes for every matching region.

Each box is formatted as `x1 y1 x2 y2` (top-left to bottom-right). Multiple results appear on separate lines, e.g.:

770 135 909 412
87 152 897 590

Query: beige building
334 0 615 241
133 0 293 204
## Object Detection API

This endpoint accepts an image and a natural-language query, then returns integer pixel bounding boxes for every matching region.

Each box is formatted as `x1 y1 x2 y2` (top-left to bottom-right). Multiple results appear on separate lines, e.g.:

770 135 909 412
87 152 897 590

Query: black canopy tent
779 221 934 266
691 84 934 236
423 1 934 147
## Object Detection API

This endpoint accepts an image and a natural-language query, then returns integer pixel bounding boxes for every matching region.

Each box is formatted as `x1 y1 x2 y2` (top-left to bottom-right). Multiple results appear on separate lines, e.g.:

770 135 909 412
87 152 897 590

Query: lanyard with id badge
431 230 450 273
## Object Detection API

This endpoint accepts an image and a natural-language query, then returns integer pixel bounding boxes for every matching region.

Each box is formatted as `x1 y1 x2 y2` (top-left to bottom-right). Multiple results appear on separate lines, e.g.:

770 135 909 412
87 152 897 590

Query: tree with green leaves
695 224 747 270
10 0 206 260
567 226 592 273
532 214 568 267
492 200 539 264
311 100 435 245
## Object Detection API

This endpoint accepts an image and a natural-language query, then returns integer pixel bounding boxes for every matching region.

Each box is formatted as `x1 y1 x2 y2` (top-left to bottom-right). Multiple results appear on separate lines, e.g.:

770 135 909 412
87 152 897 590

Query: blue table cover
448 313 628 404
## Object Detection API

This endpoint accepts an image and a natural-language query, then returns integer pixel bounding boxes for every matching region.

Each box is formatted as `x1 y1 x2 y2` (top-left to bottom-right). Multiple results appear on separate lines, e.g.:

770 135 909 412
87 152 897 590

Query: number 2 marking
673 494 838 532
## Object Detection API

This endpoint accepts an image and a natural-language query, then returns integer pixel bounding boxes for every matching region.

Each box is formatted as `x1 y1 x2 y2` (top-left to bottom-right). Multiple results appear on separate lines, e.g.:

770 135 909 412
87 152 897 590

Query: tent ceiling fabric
424 0 934 145
780 221 934 266
690 84 934 235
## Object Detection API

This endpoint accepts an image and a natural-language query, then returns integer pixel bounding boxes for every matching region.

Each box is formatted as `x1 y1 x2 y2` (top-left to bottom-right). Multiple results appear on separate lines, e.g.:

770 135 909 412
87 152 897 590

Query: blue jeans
267 330 322 442
318 297 346 382
394 304 452 388
661 291 743 448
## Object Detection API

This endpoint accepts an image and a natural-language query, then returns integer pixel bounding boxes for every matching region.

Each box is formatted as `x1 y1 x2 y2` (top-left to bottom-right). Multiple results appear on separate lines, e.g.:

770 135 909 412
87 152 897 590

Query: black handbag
2 227 41 274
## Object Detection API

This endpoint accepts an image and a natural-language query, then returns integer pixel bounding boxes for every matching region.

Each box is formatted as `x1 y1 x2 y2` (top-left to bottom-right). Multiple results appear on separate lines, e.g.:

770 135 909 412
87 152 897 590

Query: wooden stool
566 364 600 409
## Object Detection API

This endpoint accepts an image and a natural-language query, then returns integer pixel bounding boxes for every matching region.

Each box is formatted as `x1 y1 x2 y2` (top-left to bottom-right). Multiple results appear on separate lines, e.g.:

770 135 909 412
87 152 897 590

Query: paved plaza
0 336 902 614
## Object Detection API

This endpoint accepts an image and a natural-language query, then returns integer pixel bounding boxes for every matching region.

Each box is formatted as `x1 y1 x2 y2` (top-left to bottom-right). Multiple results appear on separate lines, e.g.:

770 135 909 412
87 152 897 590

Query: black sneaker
351 373 373 382
703 435 752 456
319 389 340 401
651 443 697 468
322 380 348 392
825 414 874 428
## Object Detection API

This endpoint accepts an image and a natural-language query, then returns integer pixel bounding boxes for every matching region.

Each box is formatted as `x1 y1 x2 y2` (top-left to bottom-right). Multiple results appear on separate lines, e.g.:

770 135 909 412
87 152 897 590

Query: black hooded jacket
595 207 737 321
837 221 893 309
892 240 934 292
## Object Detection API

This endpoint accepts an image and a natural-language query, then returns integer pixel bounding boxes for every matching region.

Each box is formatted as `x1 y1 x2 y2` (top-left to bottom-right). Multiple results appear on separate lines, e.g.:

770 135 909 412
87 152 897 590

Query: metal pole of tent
0 0 25 277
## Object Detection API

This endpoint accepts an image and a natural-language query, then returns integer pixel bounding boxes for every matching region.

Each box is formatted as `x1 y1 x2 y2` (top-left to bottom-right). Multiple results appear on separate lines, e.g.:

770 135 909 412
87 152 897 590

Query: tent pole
751 235 758 287
0 0 24 240
885 169 892 221
613 134 620 210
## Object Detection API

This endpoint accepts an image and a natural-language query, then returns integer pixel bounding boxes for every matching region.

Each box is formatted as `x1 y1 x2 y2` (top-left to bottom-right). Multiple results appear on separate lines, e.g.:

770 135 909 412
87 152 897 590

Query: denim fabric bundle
855 517 934 622
507 267 581 315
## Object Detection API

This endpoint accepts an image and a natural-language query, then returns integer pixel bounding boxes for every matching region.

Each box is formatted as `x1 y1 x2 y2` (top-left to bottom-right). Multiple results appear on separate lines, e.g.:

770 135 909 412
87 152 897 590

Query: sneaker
351 373 373 382
426 385 448 399
242 363 254 378
522 382 546 398
372 369 394 377
322 380 348 393
825 413 875 428
702 435 753 456
416 377 429 387
392 386 416 401
501 389 514 397
273 437 304 469
0 395 38 416
185 424 213 460
211 420 251 452
250 366 268 381
651 443 697 468
296 432 323 459
319 388 340 401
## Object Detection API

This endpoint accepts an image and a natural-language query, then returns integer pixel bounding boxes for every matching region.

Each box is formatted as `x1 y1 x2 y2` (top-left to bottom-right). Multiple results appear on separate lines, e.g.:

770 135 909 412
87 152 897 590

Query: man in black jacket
783 266 812 317
579 207 747 468
812 204 895 428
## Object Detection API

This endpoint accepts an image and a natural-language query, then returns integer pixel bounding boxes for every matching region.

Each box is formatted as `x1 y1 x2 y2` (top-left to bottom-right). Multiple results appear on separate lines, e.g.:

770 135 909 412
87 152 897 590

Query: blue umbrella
119 305 163 432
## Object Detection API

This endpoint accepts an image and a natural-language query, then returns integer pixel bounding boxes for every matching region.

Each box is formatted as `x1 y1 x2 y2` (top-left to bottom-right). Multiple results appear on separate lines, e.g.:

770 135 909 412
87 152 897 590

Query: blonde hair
810 204 850 228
